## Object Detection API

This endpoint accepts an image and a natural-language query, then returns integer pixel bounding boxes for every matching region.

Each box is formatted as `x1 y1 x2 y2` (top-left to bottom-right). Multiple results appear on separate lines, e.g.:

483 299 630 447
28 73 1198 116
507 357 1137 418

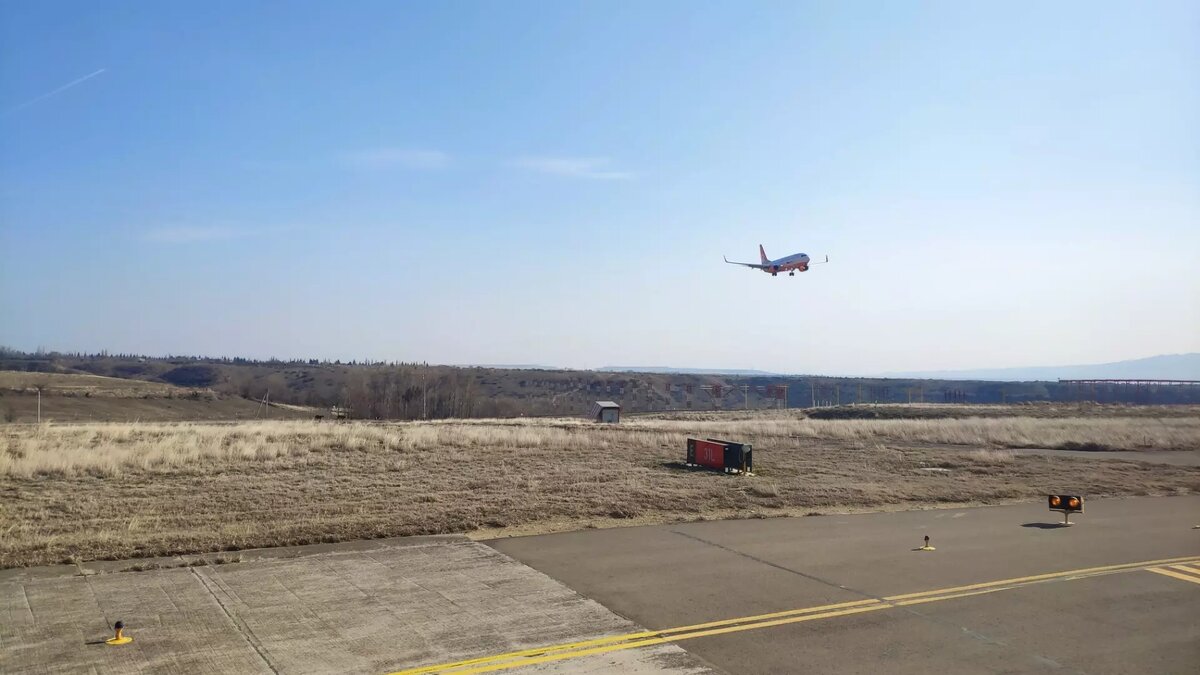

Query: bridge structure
1059 379 1200 404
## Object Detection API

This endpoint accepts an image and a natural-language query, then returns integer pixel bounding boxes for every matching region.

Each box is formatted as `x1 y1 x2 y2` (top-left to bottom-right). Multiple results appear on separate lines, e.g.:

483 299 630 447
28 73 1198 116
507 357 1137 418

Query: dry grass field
0 371 185 396
3 410 1199 567
654 402 1200 421
0 371 315 423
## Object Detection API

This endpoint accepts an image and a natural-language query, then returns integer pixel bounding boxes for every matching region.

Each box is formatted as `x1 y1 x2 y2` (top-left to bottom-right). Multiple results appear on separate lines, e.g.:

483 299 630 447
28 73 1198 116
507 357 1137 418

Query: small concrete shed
591 401 621 423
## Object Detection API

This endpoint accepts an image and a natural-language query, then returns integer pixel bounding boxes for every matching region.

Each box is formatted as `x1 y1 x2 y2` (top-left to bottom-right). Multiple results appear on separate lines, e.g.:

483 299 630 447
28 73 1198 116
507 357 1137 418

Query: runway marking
394 598 884 675
1148 564 1200 586
388 555 1200 675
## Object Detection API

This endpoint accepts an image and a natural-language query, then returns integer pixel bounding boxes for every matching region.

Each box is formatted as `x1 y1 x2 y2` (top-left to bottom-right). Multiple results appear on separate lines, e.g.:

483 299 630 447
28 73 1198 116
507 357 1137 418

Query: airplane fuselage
724 245 825 277
762 253 810 275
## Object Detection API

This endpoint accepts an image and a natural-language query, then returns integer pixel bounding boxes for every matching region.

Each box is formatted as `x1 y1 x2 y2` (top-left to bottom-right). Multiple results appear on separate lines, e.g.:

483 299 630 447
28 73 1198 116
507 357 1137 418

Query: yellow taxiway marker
388 554 1200 675
105 621 132 646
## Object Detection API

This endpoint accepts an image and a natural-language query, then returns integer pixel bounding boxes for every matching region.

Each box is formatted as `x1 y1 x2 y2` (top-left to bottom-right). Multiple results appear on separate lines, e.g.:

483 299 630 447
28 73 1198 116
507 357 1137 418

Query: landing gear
789 272 795 276
771 272 777 276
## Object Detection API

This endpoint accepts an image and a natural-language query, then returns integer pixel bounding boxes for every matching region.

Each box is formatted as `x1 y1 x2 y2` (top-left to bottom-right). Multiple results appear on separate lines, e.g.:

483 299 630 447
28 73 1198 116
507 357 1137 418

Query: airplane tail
759 245 768 264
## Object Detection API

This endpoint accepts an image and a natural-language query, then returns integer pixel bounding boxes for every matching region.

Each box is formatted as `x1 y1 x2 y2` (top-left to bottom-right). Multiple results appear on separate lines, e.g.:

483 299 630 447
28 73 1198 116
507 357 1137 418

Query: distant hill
598 366 780 376
4 349 1199 420
460 364 561 370
885 353 1200 382
0 371 315 423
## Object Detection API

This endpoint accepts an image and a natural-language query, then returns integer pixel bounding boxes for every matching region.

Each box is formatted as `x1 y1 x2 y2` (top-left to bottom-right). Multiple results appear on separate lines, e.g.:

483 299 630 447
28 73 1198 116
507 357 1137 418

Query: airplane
724 245 829 276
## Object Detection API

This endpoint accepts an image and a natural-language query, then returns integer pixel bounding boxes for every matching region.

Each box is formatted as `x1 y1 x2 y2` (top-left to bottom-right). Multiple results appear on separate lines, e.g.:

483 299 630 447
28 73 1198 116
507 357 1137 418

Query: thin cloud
3 69 107 115
511 156 634 180
342 148 451 169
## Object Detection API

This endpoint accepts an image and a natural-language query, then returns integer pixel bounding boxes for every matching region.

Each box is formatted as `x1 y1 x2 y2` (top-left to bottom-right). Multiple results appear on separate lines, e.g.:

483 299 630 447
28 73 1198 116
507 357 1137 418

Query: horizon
2 2 1197 375
4 345 1197 383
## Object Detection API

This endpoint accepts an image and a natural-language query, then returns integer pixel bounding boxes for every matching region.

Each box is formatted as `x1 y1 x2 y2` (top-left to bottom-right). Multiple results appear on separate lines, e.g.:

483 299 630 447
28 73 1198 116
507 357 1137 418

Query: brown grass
643 403 1200 421
4 415 1196 478
1 413 1197 567
0 369 318 423
0 371 185 397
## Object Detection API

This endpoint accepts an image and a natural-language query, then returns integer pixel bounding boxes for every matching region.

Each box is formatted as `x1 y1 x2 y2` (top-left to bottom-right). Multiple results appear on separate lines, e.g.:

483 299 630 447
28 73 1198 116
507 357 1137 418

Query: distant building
590 401 620 423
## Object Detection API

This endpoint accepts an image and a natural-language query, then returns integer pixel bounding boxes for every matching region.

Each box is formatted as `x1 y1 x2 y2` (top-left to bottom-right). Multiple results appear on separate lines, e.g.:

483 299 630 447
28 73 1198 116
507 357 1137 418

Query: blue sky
2 1 1197 375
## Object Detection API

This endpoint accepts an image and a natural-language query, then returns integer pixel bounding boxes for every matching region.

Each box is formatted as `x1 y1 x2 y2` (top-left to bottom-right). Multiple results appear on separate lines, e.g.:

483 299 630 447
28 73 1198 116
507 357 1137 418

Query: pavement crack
82 574 111 631
896 604 1091 675
21 583 36 623
669 529 885 602
190 567 280 675
154 575 183 613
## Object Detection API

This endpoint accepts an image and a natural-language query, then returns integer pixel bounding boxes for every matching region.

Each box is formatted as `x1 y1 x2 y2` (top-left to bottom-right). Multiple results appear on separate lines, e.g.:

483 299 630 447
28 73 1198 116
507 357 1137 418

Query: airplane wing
724 256 767 269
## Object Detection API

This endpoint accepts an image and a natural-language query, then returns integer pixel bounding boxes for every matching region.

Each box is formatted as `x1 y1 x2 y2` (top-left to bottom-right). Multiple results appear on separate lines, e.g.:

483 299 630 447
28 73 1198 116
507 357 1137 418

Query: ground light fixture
1048 494 1084 526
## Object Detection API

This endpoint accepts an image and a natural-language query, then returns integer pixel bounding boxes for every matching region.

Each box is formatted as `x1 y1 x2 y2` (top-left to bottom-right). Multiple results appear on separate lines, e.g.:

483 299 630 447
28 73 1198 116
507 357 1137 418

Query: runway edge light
1048 494 1084 526
105 620 132 646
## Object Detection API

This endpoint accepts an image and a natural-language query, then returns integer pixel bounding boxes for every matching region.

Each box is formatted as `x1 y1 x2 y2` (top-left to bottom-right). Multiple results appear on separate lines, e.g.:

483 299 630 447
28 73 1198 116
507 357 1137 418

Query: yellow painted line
388 555 1200 675
1149 567 1200 585
883 555 1200 602
1168 564 1200 576
621 597 882 635
391 632 659 675
895 585 1042 607
393 598 883 675
440 604 892 675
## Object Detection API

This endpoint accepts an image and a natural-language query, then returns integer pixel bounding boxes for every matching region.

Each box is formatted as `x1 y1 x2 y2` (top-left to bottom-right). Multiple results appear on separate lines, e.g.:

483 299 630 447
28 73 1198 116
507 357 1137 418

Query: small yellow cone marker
106 621 132 646
917 535 935 551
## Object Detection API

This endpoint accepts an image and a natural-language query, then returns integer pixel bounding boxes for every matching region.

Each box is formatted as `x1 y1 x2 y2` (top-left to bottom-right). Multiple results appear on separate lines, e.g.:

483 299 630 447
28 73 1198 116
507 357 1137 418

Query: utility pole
422 368 428 419
37 388 41 423
742 385 749 410
810 380 816 408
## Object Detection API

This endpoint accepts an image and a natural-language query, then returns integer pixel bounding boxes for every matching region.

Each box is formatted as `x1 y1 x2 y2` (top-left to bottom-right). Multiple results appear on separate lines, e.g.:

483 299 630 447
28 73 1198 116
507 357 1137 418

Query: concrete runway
491 497 1200 675
4 498 1196 674
1 536 717 674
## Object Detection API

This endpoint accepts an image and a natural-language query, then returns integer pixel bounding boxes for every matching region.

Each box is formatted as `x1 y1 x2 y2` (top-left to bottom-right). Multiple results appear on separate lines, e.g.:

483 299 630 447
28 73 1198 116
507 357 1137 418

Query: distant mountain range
562 355 1200 381
461 364 561 371
883 353 1200 382
598 366 780 376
